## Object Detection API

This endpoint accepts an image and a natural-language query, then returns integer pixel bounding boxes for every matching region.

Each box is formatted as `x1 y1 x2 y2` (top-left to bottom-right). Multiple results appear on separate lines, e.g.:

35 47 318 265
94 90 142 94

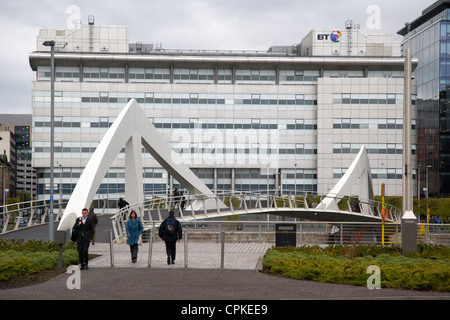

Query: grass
263 244 450 291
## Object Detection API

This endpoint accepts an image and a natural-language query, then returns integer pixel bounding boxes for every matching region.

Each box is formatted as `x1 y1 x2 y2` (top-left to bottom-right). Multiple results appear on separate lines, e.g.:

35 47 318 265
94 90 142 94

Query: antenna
345 20 359 56
88 15 95 52
345 20 353 29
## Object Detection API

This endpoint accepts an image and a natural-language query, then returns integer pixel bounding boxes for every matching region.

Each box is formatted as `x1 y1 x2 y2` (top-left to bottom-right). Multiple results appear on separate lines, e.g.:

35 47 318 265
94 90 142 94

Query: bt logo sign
317 31 342 42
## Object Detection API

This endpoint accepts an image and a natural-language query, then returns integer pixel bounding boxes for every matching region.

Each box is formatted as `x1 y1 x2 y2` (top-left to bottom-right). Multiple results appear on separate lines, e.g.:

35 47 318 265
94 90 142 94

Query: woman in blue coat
126 210 144 263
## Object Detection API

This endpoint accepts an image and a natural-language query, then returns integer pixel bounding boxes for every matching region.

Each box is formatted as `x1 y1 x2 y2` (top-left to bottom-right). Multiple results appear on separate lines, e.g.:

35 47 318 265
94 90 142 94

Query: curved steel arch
58 99 224 231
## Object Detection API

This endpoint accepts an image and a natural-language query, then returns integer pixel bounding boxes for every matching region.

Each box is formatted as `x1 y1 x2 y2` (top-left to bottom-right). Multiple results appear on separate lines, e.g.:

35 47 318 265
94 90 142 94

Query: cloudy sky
0 0 432 114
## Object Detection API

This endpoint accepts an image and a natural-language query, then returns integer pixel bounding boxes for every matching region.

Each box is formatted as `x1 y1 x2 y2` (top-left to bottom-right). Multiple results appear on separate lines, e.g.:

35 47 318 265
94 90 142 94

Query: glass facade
440 16 450 194
405 6 450 196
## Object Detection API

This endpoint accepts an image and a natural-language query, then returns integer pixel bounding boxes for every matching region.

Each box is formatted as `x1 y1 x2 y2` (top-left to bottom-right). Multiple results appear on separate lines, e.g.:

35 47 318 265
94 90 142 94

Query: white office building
29 20 417 205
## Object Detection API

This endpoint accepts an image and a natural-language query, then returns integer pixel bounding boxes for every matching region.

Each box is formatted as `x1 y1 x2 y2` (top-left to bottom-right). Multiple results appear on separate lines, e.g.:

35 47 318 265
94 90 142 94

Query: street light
401 22 417 255
426 164 432 223
0 165 5 207
43 40 55 241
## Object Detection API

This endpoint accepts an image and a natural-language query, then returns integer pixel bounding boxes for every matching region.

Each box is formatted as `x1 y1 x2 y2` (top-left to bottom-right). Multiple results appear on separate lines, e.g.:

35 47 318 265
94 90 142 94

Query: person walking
126 210 144 263
72 208 95 270
88 207 98 245
159 210 182 265
118 197 129 210
179 191 186 213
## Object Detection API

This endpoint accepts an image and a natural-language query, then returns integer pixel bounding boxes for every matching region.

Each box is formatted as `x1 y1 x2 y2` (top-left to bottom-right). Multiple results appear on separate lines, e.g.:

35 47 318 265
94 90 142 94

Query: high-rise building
398 0 450 197
0 114 35 201
29 20 417 209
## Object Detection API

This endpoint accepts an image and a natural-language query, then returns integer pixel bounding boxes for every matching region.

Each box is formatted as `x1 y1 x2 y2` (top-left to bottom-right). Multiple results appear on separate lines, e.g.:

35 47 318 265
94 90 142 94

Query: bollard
220 231 225 268
184 231 188 268
148 229 153 268
109 230 114 267
54 230 69 270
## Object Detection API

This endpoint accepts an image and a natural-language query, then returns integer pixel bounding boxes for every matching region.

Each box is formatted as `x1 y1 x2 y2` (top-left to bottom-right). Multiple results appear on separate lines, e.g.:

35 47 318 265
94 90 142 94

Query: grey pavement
1 240 450 301
1 217 450 301
88 241 271 270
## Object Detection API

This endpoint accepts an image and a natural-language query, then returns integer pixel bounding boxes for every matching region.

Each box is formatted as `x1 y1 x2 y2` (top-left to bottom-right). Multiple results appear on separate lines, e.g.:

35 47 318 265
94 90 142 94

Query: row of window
333 118 417 130
333 93 416 105
334 168 417 180
35 117 415 131
37 182 321 195
333 143 416 154
36 66 399 84
34 145 317 155
34 119 317 131
79 95 318 106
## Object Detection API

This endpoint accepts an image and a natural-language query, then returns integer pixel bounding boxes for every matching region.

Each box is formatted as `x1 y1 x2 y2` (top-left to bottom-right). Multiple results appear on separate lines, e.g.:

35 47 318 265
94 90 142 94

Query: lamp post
426 164 432 223
43 40 55 241
0 165 5 208
401 23 417 255
294 163 297 195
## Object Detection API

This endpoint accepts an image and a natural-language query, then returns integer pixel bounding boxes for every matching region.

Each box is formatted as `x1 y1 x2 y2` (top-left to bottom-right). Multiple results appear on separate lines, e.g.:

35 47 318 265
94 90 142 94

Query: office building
29 19 417 206
0 114 35 201
398 0 450 197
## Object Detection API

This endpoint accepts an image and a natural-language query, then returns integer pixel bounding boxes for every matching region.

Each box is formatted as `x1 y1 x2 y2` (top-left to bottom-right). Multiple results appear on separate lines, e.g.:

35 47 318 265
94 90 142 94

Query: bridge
110 189 401 242
1 99 403 240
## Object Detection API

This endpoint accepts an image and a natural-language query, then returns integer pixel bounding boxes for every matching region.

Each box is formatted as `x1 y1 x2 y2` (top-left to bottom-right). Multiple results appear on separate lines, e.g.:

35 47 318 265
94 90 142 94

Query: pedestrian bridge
0 99 402 239
110 190 402 242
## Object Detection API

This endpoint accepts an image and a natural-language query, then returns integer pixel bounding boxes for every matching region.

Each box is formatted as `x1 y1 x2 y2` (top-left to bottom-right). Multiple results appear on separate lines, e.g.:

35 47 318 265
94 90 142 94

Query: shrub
263 245 450 291
0 239 79 282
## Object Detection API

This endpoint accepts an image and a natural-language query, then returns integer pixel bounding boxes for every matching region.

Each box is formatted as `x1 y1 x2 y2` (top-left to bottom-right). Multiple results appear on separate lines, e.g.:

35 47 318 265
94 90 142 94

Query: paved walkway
89 241 270 270
1 240 450 301
2 218 450 301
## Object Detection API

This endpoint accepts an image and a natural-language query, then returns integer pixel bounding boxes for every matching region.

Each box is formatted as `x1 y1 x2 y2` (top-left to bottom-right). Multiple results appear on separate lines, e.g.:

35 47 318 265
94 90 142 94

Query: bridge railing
0 199 60 234
123 220 450 246
0 192 129 235
110 190 403 242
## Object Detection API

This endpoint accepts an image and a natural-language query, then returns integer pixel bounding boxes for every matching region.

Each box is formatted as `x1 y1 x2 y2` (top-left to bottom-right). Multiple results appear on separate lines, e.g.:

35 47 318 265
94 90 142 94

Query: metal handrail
110 190 403 242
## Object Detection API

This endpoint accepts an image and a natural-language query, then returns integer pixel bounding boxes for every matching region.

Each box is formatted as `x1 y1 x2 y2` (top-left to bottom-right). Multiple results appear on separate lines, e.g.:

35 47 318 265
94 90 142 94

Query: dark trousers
77 241 90 266
130 243 139 260
165 241 177 261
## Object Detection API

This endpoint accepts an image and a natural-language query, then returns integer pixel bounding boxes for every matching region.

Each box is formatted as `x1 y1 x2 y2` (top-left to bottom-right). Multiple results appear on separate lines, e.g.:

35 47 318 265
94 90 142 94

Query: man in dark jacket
159 210 182 265
118 197 129 210
72 208 95 270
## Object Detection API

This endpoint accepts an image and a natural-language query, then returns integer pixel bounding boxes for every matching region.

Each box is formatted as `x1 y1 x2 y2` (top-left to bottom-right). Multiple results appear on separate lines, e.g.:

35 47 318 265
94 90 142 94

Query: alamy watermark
66 5 82 29
366 5 382 30
366 265 381 289
169 124 280 170
66 265 81 290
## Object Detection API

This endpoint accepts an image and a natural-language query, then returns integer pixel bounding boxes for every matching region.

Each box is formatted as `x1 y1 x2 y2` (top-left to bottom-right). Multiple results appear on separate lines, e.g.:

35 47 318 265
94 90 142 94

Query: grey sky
0 0 432 114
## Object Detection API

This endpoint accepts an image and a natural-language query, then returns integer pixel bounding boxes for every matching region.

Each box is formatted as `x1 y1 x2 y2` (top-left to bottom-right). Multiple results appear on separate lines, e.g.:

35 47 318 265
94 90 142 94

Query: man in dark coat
118 197 129 210
72 208 95 270
158 210 182 265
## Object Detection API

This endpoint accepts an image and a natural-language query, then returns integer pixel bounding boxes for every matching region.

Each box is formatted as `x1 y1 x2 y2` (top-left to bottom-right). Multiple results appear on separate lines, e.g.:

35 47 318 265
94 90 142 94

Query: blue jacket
126 218 144 245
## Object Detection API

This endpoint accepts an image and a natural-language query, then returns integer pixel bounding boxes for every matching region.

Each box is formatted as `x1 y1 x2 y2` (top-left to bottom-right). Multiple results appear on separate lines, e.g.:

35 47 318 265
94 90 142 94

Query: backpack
165 218 176 235
70 227 78 242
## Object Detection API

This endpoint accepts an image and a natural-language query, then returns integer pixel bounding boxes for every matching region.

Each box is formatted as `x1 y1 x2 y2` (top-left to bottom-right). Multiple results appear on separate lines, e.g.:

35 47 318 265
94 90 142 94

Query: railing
0 193 121 235
141 220 450 246
0 190 403 239
111 190 403 242
0 199 62 234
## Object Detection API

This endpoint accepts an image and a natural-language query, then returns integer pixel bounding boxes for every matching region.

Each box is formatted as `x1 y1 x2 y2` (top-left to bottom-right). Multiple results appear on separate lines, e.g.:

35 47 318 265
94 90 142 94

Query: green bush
224 196 239 208
0 239 79 282
263 245 450 291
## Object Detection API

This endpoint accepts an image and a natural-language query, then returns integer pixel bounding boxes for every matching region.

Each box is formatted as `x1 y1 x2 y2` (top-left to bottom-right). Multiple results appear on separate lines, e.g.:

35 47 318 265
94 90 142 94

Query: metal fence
141 220 450 246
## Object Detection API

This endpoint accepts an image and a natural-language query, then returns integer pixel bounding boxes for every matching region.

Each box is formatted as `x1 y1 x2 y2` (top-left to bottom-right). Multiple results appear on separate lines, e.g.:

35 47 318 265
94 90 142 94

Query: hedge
0 239 79 282
263 245 450 291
